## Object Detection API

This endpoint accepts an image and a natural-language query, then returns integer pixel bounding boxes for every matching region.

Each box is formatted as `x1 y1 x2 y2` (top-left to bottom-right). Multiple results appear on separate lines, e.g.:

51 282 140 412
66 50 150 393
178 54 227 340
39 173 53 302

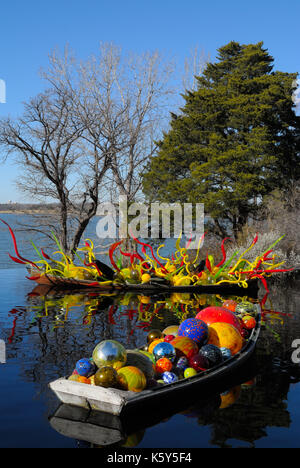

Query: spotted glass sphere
176 356 189 370
178 318 208 346
162 371 178 384
220 347 232 360
94 366 119 388
153 342 176 362
199 344 223 368
92 340 127 370
147 329 163 344
235 301 257 318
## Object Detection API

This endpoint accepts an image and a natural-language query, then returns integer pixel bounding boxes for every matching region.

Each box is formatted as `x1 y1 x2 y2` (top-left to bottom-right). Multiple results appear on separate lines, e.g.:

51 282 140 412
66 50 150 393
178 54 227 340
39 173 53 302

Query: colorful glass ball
176 356 189 370
184 367 197 378
164 334 175 343
75 358 96 377
222 300 238 313
162 371 178 384
242 315 256 330
148 338 164 354
178 318 209 345
153 341 176 362
199 344 223 368
220 347 232 360
137 350 156 364
189 353 209 372
170 336 199 359
117 366 146 392
207 322 243 356
92 340 127 370
155 357 173 374
235 301 257 317
125 350 155 380
163 325 179 336
240 328 250 339
147 329 163 344
68 374 91 384
94 366 119 388
196 306 243 334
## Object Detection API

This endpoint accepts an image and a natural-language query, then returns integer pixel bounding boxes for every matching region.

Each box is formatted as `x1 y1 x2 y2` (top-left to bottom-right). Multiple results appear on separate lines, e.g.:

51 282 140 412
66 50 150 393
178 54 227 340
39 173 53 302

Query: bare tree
44 43 175 204
0 43 176 255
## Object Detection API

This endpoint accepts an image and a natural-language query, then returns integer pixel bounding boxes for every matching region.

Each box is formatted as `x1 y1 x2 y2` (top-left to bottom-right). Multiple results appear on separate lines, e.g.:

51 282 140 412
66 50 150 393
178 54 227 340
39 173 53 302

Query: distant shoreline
0 210 57 214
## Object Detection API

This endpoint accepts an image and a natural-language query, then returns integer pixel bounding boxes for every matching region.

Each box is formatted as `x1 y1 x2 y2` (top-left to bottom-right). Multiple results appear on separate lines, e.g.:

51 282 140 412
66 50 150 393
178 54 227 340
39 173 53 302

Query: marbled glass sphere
162 371 178 384
175 356 189 370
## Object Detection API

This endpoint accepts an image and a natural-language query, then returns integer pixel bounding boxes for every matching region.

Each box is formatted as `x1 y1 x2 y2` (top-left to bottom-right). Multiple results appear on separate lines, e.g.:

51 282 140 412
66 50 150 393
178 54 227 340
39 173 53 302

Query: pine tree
143 41 300 238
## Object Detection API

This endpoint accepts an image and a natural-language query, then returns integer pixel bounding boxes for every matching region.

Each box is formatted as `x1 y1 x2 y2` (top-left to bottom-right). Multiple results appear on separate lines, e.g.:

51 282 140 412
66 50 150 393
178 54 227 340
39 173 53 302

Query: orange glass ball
222 299 238 313
208 322 243 356
242 315 256 330
155 358 173 374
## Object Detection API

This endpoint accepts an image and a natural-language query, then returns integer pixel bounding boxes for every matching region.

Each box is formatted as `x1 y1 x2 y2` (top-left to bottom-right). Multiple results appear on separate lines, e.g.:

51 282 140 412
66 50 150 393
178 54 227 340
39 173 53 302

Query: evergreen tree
143 41 300 238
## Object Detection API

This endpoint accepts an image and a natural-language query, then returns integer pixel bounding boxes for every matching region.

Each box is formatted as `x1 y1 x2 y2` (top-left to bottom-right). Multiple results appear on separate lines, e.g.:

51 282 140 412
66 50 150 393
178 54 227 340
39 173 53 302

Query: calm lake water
0 214 300 448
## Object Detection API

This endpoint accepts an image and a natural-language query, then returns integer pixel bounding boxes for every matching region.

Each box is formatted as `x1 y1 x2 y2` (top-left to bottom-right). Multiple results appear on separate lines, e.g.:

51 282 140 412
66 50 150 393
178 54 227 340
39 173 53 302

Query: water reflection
1 274 300 448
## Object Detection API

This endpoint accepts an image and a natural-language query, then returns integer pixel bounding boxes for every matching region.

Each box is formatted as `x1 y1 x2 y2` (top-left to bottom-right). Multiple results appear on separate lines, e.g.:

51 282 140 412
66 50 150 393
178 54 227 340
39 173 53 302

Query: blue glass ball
75 358 95 377
220 347 232 360
178 318 208 345
199 344 223 368
153 342 176 362
176 356 189 370
162 371 178 384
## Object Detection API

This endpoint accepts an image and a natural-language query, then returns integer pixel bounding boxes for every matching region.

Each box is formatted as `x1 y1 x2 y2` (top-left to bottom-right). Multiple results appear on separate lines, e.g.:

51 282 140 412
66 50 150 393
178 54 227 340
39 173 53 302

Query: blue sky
0 0 299 202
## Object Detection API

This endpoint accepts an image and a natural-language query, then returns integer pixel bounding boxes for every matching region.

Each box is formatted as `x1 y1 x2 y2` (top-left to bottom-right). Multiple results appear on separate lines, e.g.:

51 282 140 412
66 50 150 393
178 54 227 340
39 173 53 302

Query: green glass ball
94 366 118 388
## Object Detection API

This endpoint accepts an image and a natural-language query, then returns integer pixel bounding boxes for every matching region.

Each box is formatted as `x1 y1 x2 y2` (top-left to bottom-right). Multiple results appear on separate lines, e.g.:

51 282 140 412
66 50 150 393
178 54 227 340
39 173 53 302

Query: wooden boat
27 268 259 296
49 355 256 447
49 306 261 416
